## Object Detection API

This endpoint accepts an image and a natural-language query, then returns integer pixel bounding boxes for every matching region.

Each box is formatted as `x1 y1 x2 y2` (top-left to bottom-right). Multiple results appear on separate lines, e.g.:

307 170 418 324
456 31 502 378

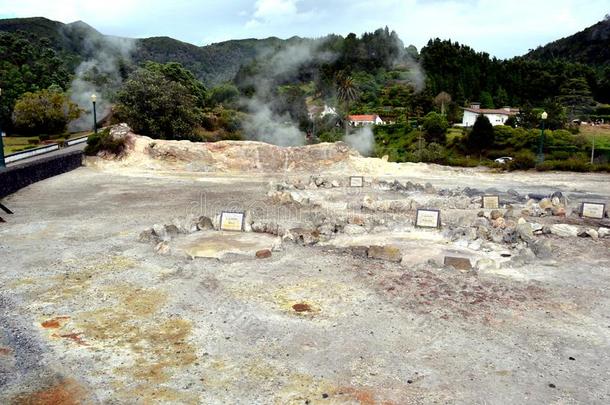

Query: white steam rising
242 40 335 146
64 25 135 131
343 126 374 156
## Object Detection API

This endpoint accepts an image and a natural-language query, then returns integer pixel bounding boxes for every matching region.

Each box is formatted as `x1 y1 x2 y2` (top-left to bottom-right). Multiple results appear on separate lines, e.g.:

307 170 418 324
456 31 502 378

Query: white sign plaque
581 202 605 220
415 209 441 228
482 195 500 209
220 211 245 231
349 176 364 187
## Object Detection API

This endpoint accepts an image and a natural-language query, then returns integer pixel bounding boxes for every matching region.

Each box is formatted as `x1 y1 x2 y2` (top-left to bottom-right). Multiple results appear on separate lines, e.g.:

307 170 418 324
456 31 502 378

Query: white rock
550 224 579 237
517 218 526 225
344 224 367 235
586 228 599 239
598 227 610 238
476 258 498 271
331 180 340 188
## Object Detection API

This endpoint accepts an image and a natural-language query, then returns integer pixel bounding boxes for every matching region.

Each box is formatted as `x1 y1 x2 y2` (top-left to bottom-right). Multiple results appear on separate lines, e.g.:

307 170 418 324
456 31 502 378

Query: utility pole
591 134 595 164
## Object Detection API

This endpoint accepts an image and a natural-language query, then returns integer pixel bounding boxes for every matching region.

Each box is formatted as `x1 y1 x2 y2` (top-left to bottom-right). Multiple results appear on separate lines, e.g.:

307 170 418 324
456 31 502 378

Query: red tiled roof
349 114 378 121
463 107 519 115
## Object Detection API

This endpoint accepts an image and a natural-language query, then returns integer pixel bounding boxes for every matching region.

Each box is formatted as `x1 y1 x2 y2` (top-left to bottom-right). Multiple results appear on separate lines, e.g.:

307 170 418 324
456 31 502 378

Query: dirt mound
92 125 361 173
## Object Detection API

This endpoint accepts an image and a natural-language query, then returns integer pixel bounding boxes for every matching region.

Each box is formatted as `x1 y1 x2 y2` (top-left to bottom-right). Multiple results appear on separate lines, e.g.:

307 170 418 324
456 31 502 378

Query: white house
307 104 338 120
348 114 385 126
461 103 519 127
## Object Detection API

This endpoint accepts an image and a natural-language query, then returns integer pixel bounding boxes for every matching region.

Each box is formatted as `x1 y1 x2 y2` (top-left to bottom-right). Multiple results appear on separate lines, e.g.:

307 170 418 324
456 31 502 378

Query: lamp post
0 87 5 169
537 111 548 164
91 93 97 134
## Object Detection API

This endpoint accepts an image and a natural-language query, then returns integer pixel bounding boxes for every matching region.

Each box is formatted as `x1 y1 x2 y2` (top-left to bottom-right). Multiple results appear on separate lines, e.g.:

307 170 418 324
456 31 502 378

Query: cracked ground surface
0 164 609 404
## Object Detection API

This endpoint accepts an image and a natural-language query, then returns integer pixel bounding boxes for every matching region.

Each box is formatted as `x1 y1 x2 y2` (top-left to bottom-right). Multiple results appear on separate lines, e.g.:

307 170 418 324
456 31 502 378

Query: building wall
462 111 511 127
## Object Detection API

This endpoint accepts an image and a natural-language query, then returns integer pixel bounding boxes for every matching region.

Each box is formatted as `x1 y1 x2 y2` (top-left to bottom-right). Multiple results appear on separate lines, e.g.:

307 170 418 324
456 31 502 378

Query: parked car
494 157 513 164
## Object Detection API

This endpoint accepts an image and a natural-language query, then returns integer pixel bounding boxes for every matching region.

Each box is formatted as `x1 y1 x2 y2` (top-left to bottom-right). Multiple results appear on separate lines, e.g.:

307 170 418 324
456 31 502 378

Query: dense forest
1 16 609 170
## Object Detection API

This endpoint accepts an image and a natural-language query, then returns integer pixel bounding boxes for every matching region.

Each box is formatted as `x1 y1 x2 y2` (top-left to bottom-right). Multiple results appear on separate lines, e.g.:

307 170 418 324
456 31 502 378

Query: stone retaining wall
0 150 83 198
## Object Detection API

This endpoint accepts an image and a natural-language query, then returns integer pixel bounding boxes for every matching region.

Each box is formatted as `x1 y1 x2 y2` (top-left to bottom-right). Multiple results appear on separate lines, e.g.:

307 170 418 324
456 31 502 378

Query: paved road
5 143 86 167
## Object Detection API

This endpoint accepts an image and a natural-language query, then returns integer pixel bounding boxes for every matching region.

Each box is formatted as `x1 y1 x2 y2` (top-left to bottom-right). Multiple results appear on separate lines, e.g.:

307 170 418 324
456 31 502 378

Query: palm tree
336 73 360 137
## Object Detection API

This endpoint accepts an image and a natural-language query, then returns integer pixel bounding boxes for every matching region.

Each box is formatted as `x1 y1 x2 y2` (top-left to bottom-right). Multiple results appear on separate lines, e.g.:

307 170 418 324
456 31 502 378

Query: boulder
550 224 579 237
255 249 272 259
552 207 566 217
138 229 159 244
490 210 503 220
539 198 553 210
367 245 402 262
492 217 506 229
154 241 170 255
197 216 214 231
164 224 180 238
529 239 553 259
516 222 534 241
476 258 498 271
599 227 610 238
344 224 367 235
586 228 599 239
444 256 472 270
286 228 321 245
152 224 169 241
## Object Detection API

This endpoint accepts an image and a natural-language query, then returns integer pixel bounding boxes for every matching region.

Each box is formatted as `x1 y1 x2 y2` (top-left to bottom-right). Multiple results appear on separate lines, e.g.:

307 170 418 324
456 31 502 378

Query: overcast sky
0 0 608 58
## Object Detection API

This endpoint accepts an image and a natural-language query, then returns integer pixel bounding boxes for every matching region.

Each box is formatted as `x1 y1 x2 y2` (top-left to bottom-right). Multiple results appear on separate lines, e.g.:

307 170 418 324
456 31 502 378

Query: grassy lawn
2 131 92 156
579 124 610 149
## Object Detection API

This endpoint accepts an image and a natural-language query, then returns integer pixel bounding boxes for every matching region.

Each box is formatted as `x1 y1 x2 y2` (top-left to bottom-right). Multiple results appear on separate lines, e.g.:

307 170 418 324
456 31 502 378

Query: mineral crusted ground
0 132 609 404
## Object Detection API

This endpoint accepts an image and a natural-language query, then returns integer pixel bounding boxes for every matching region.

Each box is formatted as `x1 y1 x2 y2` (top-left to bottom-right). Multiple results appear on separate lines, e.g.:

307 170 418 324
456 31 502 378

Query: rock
529 239 552 259
172 215 198 234
504 207 515 219
492 217 506 229
539 198 553 210
286 228 321 245
552 207 566 217
542 226 552 235
444 256 472 270
517 217 526 225
424 182 436 194
490 210 503 220
521 209 531 217
477 210 485 217
154 241 170 255
348 215 366 226
531 223 543 234
331 180 340 188
476 258 498 271
367 245 402 262
255 249 272 259
344 224 367 235
490 229 504 244
164 224 180 237
599 227 610 238
138 229 158 243
152 223 168 241
468 240 482 251
516 222 534 241
197 216 214 231
550 224 579 237
506 247 536 267
586 229 599 239
551 196 561 206
109 123 132 141
503 228 519 244
473 217 489 227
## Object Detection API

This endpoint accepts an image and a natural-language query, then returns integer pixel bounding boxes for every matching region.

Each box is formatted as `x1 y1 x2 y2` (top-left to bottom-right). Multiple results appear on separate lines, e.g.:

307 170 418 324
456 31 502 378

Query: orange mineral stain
41 316 70 329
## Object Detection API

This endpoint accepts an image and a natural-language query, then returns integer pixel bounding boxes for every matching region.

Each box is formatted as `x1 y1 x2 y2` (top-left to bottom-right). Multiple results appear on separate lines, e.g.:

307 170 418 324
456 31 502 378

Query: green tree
209 83 240 107
336 73 360 136
12 87 80 135
115 67 201 140
422 111 448 145
143 61 207 107
480 91 494 109
467 114 494 153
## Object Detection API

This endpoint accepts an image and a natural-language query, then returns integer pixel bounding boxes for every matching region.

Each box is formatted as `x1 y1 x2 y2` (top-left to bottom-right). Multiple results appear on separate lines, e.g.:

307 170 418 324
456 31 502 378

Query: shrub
508 150 536 171
85 129 126 156
422 112 448 145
